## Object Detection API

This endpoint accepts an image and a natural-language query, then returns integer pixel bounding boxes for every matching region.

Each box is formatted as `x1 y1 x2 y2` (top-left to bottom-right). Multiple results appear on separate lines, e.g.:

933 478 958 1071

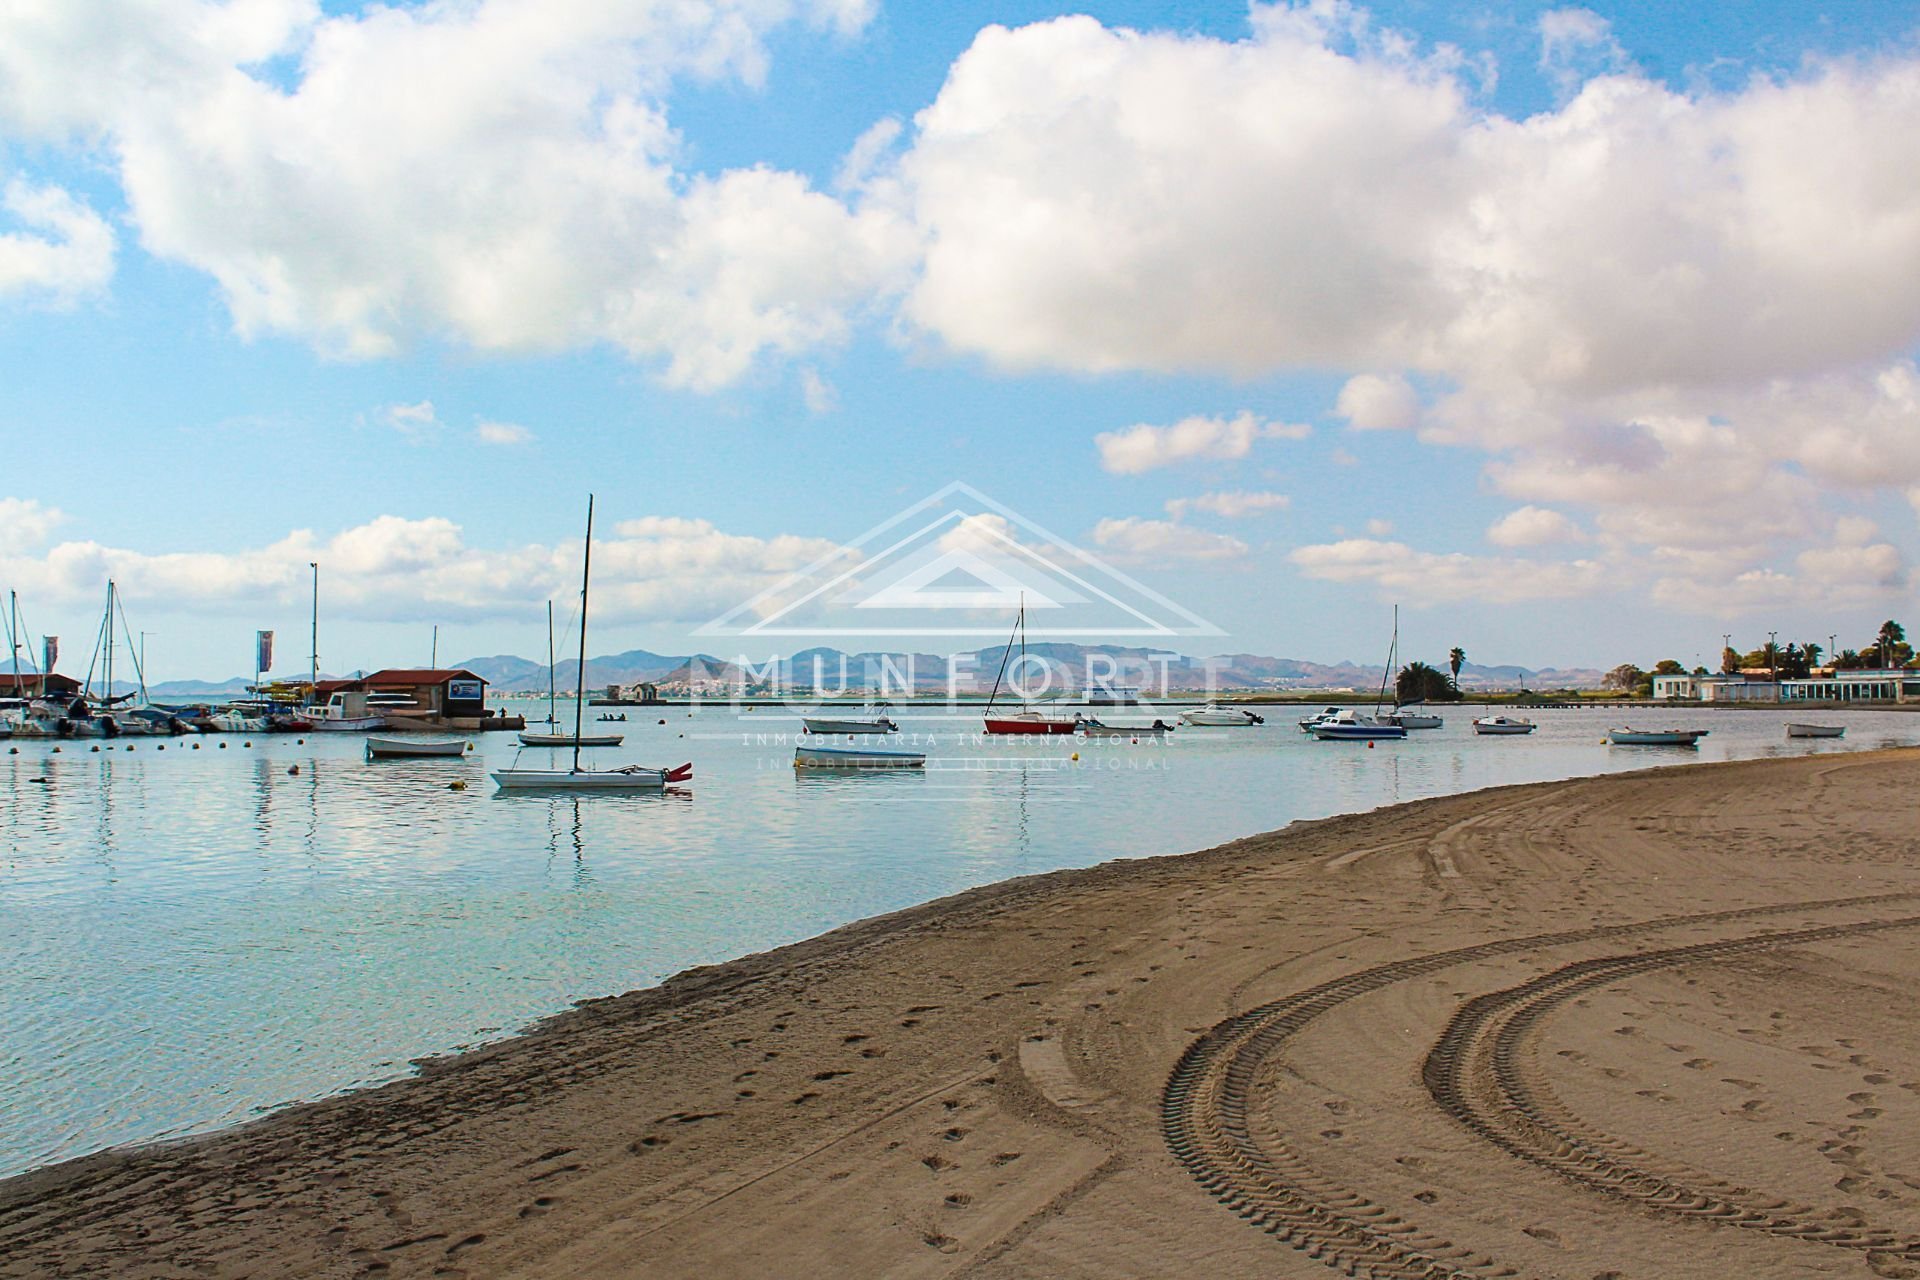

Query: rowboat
1079 719 1172 738
1180 702 1265 726
793 744 926 769
366 736 468 759
1785 723 1844 738
801 710 898 735
493 762 692 789
1608 727 1708 746
518 731 623 747
1471 715 1536 735
1310 709 1407 740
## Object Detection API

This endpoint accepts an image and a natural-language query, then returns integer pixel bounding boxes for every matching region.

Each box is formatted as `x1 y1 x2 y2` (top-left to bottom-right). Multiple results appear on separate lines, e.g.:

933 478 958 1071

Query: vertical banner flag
43 636 57 673
257 630 274 673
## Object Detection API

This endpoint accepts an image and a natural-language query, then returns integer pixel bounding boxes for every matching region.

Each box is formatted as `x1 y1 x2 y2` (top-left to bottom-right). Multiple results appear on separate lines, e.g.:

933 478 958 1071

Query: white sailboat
493 497 690 791
519 599 623 747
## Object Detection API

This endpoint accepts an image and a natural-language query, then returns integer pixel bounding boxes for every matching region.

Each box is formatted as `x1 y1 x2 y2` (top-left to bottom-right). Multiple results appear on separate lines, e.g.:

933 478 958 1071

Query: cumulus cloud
1537 8 1628 99
1092 517 1248 564
1335 373 1420 431
0 0 906 385
1164 490 1290 519
474 420 534 446
0 178 115 303
0 510 847 626
1095 412 1309 474
1289 538 1608 605
0 497 67 553
378 400 442 443
1486 505 1587 547
799 367 838 414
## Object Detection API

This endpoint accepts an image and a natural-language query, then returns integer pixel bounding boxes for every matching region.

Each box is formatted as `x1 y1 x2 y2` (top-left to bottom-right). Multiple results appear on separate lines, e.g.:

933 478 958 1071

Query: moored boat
1310 708 1407 740
1181 702 1265 726
985 709 1081 735
1298 707 1340 732
1471 715 1537 735
1383 708 1444 729
366 736 469 759
801 707 898 735
1078 719 1172 738
1785 723 1845 739
793 744 925 769
518 730 624 747
1608 727 1708 746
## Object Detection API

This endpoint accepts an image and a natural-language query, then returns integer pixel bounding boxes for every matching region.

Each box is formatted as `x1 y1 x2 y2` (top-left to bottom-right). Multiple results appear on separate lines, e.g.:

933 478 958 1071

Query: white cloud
1290 538 1608 604
0 498 67 553
475 420 534 446
0 509 848 626
1092 517 1247 563
0 178 115 303
1537 8 1628 98
1095 412 1309 474
1486 505 1587 547
378 400 442 443
1364 518 1394 537
0 0 905 385
1164 490 1290 519
1335 373 1420 431
799 367 838 414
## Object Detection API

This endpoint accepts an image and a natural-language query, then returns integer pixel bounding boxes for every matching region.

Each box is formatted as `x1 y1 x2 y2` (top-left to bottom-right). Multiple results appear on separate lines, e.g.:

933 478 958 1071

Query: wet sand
5 749 1920 1278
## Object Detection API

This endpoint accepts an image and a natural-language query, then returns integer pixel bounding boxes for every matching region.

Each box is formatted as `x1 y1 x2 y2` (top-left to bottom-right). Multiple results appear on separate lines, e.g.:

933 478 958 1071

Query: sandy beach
5 749 1920 1278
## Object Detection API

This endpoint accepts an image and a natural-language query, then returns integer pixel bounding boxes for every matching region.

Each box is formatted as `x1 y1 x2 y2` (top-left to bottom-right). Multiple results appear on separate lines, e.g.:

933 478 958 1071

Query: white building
1651 674 1699 699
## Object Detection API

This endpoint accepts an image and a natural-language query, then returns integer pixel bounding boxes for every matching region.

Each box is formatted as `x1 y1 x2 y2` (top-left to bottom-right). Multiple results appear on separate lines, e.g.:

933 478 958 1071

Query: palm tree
1448 646 1465 686
1875 620 1907 668
1397 661 1448 705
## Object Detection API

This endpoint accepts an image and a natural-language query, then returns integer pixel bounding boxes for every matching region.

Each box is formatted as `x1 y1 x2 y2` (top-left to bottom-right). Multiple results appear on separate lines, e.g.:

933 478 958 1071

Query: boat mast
546 600 557 725
7 592 17 696
984 592 1022 711
572 495 594 774
309 562 319 702
104 581 115 708
1377 604 1397 713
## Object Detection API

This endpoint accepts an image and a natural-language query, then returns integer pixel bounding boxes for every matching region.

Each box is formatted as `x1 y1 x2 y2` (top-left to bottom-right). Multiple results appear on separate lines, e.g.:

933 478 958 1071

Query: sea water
1 703 1914 1176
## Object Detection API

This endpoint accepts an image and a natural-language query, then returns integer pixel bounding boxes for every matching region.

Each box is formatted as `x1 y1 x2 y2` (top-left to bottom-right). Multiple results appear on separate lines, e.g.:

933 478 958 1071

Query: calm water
2 702 1914 1176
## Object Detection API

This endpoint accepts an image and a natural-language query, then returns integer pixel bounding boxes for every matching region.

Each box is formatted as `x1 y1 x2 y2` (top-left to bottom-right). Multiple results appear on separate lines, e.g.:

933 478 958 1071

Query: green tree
1603 663 1647 693
1651 659 1687 676
1834 648 1865 671
1448 647 1466 684
1873 620 1911 668
1396 661 1457 704
1720 646 1741 675
1800 641 1823 671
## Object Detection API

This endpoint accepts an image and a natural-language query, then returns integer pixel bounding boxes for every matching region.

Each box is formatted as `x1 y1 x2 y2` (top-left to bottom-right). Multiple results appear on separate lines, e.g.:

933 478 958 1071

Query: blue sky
2 0 1918 681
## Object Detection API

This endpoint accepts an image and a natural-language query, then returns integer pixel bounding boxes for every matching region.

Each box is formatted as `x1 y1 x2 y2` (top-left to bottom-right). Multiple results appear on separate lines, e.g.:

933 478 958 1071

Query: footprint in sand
921 1231 959 1253
944 1193 972 1207
921 1154 954 1171
989 1152 1022 1167
518 1197 557 1219
842 1034 868 1045
1682 1058 1714 1070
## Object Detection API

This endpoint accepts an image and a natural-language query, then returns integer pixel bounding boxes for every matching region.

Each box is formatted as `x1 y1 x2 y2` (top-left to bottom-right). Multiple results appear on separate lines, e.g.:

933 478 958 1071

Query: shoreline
6 749 1920 1277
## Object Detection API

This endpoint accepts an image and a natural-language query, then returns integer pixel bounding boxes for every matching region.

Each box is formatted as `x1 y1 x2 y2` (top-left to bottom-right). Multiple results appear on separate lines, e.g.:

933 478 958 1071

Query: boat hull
305 716 386 732
983 717 1077 735
491 761 691 790
1079 723 1170 738
801 718 898 735
518 732 623 747
1386 713 1444 729
1608 729 1708 746
1785 723 1845 739
793 746 925 769
366 737 468 759
1472 719 1536 735
1312 724 1408 740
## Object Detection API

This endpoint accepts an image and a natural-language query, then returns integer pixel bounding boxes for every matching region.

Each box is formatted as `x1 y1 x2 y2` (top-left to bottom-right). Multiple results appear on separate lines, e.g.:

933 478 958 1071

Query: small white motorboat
801 709 898 735
1608 727 1708 746
518 731 623 747
1299 707 1341 732
1785 723 1845 739
793 744 925 769
1472 715 1537 736
492 761 692 789
366 736 469 759
1383 708 1444 729
1310 709 1407 741
208 709 269 733
1079 719 1173 738
1181 702 1265 727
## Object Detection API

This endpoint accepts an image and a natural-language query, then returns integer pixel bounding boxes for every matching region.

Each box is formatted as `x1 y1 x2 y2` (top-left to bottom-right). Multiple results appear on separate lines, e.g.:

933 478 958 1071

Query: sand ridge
4 749 1920 1278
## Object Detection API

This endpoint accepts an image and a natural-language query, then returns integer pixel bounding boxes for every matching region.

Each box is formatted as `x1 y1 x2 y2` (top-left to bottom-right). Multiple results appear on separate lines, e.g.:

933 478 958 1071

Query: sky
2 0 1918 682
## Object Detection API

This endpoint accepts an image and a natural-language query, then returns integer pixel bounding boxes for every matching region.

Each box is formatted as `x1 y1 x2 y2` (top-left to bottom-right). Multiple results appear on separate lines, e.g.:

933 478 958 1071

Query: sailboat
518 599 623 747
983 595 1079 735
492 496 690 791
1311 606 1407 741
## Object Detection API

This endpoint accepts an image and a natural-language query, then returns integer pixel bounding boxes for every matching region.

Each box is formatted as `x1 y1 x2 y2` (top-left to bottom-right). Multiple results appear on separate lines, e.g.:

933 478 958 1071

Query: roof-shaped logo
698 482 1222 638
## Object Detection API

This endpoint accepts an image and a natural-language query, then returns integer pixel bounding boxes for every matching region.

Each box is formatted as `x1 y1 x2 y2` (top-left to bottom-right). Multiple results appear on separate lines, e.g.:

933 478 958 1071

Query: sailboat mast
105 581 115 707
572 495 594 774
309 562 319 700
8 592 17 693
984 591 1022 711
546 600 556 725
